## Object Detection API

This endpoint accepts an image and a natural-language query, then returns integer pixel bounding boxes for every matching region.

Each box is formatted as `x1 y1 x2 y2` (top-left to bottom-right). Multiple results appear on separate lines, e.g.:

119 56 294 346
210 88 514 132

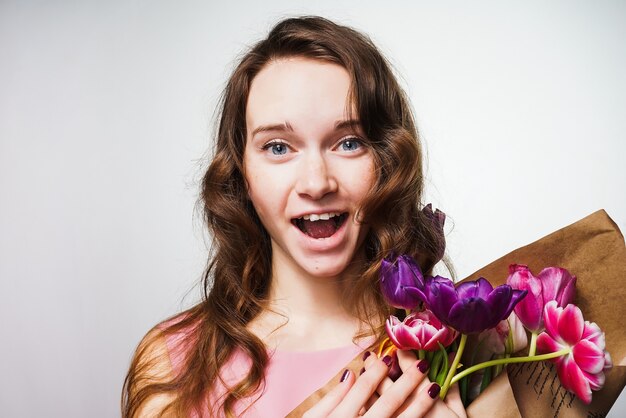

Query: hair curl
122 15 447 417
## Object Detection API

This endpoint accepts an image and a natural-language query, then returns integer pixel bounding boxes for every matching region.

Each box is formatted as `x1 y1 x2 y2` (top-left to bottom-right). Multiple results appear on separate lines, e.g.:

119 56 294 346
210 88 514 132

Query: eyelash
261 140 290 156
337 136 363 152
261 136 365 156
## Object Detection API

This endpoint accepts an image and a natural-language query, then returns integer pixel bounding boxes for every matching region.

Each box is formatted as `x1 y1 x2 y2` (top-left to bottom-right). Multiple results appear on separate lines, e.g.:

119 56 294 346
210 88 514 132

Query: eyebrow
250 119 361 138
335 119 362 131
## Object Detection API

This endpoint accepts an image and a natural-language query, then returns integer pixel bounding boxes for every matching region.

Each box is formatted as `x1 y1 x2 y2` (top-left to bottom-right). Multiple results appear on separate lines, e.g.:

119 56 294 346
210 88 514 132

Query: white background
1 1 624 416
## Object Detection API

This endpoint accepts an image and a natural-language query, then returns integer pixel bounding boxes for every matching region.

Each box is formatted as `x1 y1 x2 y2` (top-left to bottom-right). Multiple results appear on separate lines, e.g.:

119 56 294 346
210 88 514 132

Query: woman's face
244 57 375 278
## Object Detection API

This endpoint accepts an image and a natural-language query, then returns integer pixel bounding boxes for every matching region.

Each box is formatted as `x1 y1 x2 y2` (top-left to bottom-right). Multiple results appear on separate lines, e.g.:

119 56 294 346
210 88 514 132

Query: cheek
346 157 376 200
245 164 290 221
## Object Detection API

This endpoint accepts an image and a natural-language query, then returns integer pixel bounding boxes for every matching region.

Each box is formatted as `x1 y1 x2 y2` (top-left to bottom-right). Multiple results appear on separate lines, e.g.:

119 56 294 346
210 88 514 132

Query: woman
122 16 464 417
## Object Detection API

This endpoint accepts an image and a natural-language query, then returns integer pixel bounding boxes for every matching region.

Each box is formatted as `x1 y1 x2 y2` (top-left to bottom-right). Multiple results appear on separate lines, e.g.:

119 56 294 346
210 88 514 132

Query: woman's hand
364 349 467 418
302 353 439 418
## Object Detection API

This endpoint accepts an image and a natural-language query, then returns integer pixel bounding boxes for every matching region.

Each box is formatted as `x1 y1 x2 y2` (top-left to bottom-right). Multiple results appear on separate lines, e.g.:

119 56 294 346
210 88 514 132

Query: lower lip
293 215 349 252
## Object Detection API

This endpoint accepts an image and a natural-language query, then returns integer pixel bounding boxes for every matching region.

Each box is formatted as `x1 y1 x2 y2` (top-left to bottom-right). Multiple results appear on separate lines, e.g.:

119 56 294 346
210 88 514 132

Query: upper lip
291 209 348 220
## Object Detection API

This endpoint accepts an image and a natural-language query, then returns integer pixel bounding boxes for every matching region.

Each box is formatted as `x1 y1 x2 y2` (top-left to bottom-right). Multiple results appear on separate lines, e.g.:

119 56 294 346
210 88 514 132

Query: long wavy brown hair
122 16 447 417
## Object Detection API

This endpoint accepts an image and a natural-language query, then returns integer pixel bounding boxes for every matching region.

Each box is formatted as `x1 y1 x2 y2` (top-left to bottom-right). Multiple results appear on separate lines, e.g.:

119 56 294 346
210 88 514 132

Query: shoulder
125 326 176 417
125 311 202 417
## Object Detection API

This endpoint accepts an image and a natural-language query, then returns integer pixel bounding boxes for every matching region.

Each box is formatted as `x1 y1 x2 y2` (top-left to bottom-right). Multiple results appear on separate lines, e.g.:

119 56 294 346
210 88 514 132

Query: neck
249 246 365 351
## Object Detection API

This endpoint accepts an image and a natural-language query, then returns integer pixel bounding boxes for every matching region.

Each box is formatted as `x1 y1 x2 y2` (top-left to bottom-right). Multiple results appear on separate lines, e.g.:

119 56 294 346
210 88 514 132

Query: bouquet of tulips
379 225 613 406
287 209 625 418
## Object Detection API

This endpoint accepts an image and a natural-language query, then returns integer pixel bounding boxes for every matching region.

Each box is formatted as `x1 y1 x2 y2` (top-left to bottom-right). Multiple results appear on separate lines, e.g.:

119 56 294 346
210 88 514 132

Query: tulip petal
539 267 576 307
507 312 529 353
426 276 457 323
395 323 422 350
398 255 424 285
604 352 613 370
508 266 544 331
418 324 440 351
583 370 605 391
380 255 426 310
385 316 403 348
457 277 493 300
558 304 584 346
559 357 592 404
415 309 444 328
485 285 511 319
486 286 526 327
507 289 529 319
448 298 491 334
402 286 426 305
543 301 562 341
536 332 563 355
573 340 605 374
582 322 605 350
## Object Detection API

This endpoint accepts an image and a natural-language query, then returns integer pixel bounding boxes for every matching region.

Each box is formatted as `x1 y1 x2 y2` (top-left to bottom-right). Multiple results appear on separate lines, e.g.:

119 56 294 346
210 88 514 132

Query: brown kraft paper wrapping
287 209 626 417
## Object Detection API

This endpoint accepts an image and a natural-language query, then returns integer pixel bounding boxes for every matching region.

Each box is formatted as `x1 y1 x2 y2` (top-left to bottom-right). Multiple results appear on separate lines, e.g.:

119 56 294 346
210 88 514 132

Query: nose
295 152 338 200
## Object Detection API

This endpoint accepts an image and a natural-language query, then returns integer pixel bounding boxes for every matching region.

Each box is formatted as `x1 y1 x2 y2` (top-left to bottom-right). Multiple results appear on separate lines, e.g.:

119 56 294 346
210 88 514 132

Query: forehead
246 58 356 135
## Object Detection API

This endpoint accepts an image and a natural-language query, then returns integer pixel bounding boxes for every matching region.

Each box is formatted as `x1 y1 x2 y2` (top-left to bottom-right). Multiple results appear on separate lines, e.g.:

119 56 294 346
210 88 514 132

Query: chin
297 253 359 279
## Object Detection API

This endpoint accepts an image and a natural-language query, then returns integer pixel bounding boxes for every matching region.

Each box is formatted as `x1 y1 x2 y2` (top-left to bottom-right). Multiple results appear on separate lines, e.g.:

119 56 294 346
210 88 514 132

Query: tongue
303 219 337 239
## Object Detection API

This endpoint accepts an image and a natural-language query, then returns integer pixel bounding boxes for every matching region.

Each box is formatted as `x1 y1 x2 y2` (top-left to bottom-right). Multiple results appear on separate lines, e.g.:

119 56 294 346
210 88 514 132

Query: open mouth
291 212 348 239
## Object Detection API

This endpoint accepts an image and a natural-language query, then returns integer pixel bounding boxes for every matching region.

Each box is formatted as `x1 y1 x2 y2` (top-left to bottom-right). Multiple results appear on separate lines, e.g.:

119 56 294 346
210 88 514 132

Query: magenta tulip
536 301 612 404
386 310 458 351
507 264 576 332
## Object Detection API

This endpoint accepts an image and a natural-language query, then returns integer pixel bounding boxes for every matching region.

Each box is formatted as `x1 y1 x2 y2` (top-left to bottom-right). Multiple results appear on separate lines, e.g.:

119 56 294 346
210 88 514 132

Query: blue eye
340 138 362 152
263 141 289 155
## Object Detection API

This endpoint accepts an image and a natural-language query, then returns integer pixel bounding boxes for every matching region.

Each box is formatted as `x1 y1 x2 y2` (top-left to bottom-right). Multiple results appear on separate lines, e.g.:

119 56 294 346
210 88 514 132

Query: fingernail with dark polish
359 367 365 375
382 355 392 367
428 383 441 399
340 369 351 383
417 359 429 374
362 351 371 361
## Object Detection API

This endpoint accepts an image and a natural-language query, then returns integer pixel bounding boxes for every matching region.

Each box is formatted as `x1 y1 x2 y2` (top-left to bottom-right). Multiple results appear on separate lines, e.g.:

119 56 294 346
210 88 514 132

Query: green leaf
436 342 450 386
429 350 443 382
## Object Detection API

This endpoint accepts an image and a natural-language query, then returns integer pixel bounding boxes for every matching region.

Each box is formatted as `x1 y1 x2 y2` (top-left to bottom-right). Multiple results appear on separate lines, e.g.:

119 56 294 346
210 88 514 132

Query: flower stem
440 334 467 399
450 348 570 385
529 332 538 356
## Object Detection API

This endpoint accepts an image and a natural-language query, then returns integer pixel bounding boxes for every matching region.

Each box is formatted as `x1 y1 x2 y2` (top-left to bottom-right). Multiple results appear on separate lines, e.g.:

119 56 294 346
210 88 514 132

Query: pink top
160 317 374 417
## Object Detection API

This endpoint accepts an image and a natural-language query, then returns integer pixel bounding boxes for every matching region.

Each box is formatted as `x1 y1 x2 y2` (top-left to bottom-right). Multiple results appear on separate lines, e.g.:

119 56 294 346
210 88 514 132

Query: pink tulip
536 301 612 404
479 311 528 357
507 264 576 332
386 310 458 351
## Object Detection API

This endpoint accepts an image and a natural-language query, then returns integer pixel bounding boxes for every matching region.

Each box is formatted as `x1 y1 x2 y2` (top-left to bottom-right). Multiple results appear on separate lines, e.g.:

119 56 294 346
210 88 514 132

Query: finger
396 382 440 418
396 349 418 371
362 352 395 395
357 361 380 410
358 393 379 417
375 355 429 397
329 357 391 417
444 384 466 418
376 356 398 395
363 351 377 368
303 369 354 418
364 359 430 417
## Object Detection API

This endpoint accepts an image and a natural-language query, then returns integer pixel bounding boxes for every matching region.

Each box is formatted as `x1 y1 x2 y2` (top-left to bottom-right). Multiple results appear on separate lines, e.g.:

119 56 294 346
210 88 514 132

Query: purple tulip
380 255 426 310
507 264 576 332
425 276 527 334
422 204 446 263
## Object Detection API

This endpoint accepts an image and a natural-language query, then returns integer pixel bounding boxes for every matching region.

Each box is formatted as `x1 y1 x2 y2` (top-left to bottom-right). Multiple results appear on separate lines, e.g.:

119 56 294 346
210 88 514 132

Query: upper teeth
302 212 342 221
